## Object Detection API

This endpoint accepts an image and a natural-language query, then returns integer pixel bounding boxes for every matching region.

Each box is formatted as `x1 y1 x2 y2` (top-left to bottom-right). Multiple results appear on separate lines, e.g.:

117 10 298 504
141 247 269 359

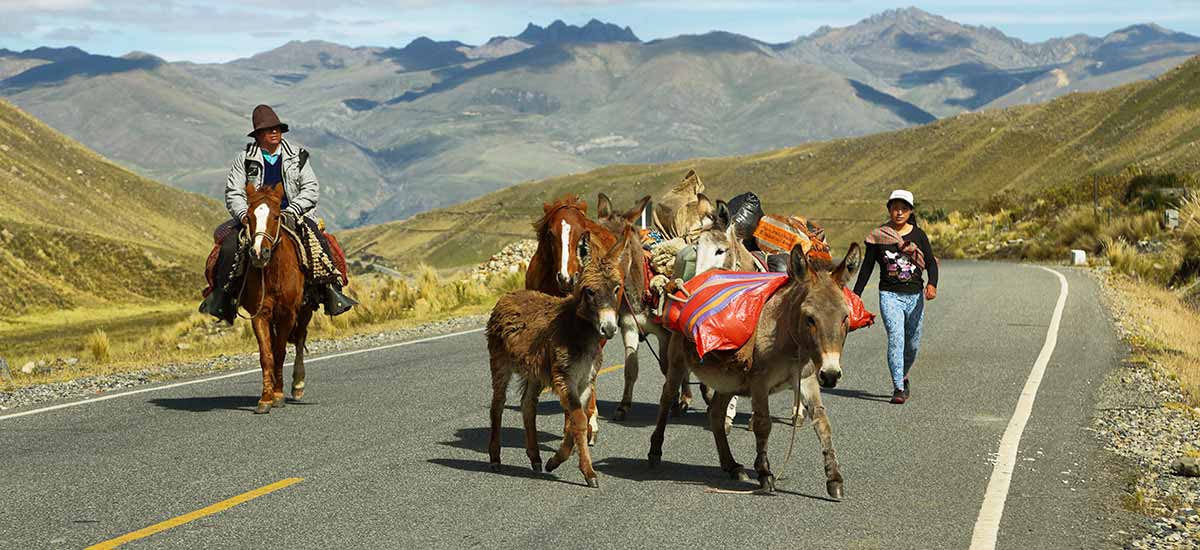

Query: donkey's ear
788 243 810 284
832 242 862 287
714 200 732 232
577 230 592 266
695 193 714 218
597 193 614 221
624 195 651 223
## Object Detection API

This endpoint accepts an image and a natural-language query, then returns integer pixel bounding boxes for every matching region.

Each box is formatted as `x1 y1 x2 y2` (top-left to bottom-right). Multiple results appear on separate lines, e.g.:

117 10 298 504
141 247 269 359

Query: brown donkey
240 182 314 414
487 230 628 488
649 242 861 498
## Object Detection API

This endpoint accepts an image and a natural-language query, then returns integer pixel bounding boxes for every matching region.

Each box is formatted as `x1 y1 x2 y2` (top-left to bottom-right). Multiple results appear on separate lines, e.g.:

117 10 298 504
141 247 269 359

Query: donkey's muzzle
818 367 842 388
597 308 618 340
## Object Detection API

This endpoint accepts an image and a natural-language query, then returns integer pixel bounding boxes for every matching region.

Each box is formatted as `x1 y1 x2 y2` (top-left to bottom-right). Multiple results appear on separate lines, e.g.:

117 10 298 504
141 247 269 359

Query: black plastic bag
726 192 763 242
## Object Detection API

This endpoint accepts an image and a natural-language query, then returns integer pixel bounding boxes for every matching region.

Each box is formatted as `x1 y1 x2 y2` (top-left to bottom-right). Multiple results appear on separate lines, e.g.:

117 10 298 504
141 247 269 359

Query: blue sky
2 1 1199 63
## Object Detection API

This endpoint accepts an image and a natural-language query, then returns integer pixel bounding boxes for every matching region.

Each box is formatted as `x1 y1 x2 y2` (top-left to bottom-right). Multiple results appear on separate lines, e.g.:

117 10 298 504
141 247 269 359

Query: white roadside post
1070 249 1087 266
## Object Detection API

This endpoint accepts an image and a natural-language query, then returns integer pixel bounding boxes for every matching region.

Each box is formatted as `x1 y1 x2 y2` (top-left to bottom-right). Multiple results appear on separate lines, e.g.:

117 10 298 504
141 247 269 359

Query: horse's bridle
236 208 284 321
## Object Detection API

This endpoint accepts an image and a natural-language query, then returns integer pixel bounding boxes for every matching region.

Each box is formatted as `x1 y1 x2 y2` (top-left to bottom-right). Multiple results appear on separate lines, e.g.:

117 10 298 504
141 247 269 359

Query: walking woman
852 190 938 404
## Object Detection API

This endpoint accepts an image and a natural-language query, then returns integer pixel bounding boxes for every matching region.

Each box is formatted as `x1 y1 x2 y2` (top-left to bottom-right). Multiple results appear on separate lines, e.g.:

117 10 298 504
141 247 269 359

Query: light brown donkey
487 230 628 488
649 242 861 498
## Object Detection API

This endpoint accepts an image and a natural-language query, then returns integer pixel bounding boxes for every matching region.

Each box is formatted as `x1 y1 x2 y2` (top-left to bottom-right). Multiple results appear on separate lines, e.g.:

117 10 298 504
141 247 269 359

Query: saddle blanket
665 271 790 358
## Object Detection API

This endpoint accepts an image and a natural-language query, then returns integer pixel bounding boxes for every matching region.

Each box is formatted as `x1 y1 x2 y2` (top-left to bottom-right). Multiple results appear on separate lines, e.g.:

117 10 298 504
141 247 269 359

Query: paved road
0 262 1136 549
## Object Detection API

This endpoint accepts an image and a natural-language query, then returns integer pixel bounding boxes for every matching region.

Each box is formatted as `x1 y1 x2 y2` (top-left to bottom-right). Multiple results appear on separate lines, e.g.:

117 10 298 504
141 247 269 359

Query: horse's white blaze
559 219 571 282
252 203 270 255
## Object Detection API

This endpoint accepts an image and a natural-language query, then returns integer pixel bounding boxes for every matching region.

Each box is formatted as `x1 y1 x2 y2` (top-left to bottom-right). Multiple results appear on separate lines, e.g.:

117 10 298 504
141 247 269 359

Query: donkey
524 194 617 445
488 230 629 488
649 242 861 498
594 193 696 420
240 182 315 414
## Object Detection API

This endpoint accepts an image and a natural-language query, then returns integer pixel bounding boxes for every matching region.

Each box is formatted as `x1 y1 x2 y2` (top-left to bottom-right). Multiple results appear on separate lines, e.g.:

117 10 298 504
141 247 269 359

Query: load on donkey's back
199 104 356 323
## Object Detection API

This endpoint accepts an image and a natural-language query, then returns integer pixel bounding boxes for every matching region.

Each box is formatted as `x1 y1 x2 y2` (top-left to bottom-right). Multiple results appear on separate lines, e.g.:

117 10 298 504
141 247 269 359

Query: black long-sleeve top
852 224 938 296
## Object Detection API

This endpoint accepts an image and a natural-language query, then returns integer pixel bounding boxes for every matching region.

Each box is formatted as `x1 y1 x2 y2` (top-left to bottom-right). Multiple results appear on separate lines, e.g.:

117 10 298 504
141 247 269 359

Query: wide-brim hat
247 104 290 137
887 189 915 208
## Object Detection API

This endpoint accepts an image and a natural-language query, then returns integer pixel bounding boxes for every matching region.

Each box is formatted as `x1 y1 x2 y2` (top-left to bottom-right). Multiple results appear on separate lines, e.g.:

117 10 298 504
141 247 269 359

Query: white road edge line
969 266 1069 550
0 327 486 422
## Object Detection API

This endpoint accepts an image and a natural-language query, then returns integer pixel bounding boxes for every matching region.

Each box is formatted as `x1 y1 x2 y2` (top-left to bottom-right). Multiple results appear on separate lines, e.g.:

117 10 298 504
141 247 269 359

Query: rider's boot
322 283 357 316
199 286 237 325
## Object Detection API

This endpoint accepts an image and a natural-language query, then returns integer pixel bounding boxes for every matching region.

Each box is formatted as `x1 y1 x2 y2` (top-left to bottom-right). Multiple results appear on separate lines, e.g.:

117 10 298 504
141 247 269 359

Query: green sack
674 244 698 282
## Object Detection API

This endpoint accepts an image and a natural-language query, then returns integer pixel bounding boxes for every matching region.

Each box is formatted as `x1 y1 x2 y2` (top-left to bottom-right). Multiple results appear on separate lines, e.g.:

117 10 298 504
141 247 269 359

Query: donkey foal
487 233 626 488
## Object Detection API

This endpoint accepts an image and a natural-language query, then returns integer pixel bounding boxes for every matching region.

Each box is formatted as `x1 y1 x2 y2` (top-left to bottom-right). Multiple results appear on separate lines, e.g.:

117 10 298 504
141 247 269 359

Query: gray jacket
224 138 318 221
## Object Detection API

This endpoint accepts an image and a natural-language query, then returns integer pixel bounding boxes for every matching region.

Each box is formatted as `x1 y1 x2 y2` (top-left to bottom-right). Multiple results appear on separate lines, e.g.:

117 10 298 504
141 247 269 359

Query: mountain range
1 8 1198 229
339 54 1200 271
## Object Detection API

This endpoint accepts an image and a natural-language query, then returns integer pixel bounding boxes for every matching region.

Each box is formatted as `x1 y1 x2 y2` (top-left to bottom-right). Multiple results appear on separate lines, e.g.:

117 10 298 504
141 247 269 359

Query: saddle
202 218 348 298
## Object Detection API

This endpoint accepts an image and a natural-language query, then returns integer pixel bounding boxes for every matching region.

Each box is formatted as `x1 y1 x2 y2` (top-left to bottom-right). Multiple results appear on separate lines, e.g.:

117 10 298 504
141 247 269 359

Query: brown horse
488 230 627 488
525 194 617 445
240 182 314 414
649 242 861 498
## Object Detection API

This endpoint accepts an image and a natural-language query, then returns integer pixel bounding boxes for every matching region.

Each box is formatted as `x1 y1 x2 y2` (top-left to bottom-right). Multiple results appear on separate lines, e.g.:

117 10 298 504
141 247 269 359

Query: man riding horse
200 104 357 323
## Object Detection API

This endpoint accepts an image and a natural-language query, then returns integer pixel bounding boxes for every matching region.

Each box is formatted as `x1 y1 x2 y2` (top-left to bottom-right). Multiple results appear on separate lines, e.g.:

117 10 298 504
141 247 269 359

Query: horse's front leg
271 314 295 409
802 374 844 499
749 381 775 492
252 315 275 414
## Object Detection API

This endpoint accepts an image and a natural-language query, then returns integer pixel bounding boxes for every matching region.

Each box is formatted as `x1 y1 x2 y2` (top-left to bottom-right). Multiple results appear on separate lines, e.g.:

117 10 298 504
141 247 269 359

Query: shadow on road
595 399 712 428
147 395 263 413
426 458 585 487
821 387 892 403
593 457 841 501
438 426 560 454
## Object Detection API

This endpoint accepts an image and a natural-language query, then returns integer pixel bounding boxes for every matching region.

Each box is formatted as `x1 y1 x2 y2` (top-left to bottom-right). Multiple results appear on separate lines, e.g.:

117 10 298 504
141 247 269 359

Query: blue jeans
879 290 924 391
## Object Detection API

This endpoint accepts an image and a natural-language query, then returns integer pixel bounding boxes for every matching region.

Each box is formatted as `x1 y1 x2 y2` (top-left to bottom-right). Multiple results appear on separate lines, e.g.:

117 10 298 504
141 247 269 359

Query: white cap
888 189 914 208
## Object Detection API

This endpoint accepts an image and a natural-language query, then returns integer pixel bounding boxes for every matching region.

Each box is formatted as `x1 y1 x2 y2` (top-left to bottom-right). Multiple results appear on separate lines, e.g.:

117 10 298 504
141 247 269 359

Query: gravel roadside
1096 273 1200 549
0 315 487 413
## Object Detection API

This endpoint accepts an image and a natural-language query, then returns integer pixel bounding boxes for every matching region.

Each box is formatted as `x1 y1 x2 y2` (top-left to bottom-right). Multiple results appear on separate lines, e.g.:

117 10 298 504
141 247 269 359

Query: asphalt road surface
0 261 1136 549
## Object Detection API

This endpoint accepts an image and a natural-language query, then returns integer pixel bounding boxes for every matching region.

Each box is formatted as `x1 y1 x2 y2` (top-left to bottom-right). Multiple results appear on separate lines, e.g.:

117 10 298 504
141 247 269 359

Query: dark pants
212 220 244 298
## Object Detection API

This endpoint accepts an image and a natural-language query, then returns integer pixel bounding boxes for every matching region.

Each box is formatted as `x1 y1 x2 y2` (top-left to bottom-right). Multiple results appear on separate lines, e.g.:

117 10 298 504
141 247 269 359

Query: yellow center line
85 477 304 550
540 364 625 395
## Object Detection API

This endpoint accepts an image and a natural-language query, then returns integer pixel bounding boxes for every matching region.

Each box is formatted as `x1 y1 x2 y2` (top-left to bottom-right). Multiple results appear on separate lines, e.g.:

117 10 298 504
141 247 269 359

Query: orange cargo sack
844 286 876 331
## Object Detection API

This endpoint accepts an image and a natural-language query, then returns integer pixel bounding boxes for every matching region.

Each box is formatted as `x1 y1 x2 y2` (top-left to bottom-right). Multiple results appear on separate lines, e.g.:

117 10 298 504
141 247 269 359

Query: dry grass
1108 275 1200 406
84 329 110 363
0 268 524 391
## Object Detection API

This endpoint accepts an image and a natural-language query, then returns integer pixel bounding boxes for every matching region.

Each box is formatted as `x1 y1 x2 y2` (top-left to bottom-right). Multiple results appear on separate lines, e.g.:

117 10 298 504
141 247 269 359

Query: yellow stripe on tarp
85 477 304 550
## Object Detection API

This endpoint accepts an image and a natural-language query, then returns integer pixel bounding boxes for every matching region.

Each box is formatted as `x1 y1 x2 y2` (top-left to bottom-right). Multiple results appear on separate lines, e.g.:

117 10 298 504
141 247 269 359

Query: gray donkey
649 241 861 498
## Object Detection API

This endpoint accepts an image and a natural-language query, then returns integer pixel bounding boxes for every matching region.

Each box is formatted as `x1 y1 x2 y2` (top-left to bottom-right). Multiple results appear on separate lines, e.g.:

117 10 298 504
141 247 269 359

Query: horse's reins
235 215 284 321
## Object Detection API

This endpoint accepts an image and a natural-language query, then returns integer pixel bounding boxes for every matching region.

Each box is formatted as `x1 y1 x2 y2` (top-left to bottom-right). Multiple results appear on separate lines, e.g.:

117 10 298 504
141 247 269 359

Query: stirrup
323 285 357 316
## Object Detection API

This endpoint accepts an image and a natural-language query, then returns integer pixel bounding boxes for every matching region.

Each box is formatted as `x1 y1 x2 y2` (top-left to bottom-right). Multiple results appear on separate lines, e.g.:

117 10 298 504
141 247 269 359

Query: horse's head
535 195 593 294
695 198 750 273
785 242 862 388
244 182 284 269
574 230 626 340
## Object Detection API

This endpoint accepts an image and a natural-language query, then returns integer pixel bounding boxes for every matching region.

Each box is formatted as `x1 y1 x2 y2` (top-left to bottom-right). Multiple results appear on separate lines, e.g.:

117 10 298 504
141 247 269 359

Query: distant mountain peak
517 19 639 45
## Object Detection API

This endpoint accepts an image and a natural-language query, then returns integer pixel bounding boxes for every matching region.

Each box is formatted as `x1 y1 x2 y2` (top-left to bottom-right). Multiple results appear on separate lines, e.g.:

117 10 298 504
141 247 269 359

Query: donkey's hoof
254 402 271 414
272 397 286 408
827 480 844 500
291 388 305 401
489 462 501 473
585 477 599 489
758 474 776 493
670 402 687 417
530 462 543 473
647 453 661 469
545 456 564 472
587 433 597 447
728 466 750 482
613 407 628 421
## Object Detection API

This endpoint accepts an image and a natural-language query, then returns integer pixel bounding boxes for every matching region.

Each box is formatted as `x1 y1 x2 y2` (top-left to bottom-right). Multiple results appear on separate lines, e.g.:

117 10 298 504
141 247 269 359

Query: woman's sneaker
891 388 907 404
903 376 911 399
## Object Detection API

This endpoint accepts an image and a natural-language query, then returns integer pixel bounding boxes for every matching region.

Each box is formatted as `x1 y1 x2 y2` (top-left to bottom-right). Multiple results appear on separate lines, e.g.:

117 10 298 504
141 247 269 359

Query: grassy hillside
342 55 1200 270
0 97 225 316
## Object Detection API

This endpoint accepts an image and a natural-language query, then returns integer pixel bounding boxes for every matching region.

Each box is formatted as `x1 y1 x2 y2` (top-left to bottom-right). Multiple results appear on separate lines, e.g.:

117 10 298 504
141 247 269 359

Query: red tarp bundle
664 270 877 357
665 271 790 357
